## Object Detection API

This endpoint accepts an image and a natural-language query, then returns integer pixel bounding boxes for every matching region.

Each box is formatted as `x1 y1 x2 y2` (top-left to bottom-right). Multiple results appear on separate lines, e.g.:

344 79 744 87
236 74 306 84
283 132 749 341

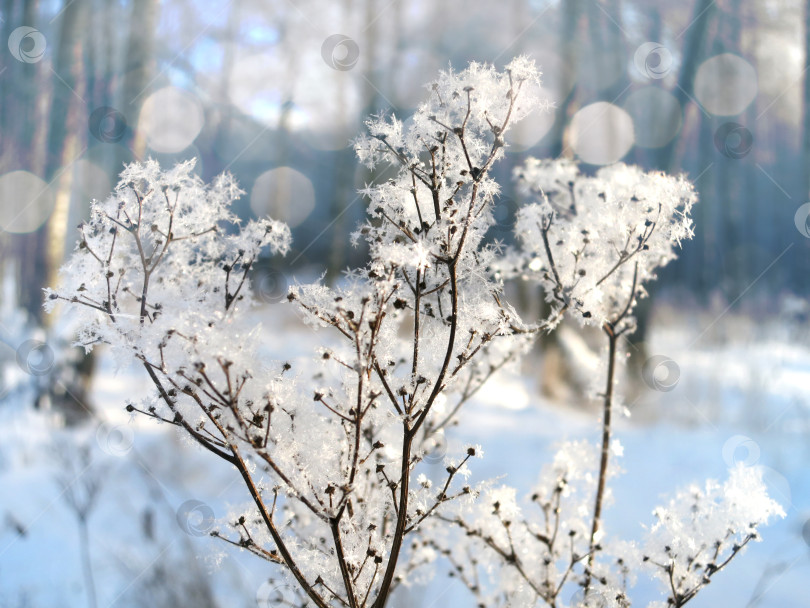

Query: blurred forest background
5 0 810 418
2 1 810 606
3 0 810 305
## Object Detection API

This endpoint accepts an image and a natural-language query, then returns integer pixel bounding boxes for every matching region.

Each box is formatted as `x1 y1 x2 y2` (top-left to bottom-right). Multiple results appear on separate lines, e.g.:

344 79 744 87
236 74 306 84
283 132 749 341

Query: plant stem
372 431 414 607
586 324 618 591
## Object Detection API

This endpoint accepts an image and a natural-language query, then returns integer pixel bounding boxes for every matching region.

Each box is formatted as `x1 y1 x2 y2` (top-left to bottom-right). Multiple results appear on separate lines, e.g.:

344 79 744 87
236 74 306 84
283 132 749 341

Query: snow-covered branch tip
497 159 697 333
638 464 784 608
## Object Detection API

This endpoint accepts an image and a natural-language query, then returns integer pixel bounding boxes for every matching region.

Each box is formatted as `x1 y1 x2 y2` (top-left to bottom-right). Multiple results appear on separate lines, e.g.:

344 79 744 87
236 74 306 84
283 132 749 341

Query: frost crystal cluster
638 465 783 608
46 160 291 363
48 57 782 608
430 440 624 608
433 156 780 608
504 159 696 331
435 444 783 608
50 58 543 608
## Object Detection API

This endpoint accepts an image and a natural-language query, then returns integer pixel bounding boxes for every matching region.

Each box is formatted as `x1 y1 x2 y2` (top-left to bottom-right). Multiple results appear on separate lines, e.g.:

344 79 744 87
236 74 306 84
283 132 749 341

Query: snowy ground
0 300 808 608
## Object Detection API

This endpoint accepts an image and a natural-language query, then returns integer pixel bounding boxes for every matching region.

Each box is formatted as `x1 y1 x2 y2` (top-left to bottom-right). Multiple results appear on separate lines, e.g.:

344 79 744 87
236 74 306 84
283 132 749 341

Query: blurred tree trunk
794 0 810 293
118 0 160 164
4 0 50 319
1 0 42 171
506 0 530 317
585 0 655 372
743 68 758 293
633 0 716 364
45 0 88 295
326 0 360 281
629 6 662 169
385 0 405 107
631 0 720 381
658 0 717 173
213 0 240 165
801 2 810 200
696 104 716 295
715 0 745 294
587 0 630 102
87 0 115 123
0 0 13 162
625 5 663 361
546 0 581 159
41 0 97 421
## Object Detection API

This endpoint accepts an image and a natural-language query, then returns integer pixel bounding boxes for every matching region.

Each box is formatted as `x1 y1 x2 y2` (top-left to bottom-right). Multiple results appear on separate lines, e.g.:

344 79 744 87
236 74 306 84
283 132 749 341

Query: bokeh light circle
0 171 55 233
569 102 634 165
138 87 205 153
694 53 758 116
250 167 315 228
794 202 810 238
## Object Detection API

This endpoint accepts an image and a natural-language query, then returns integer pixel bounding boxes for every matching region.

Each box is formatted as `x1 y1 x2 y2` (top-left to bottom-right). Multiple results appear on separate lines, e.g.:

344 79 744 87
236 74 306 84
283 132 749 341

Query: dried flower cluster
499 158 696 332
48 58 781 608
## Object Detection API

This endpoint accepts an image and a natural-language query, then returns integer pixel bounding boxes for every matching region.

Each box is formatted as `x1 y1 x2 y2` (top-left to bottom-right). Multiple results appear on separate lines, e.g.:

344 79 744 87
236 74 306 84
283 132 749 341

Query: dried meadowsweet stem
47 60 782 608
509 160 697 591
439 160 782 607
48 58 545 608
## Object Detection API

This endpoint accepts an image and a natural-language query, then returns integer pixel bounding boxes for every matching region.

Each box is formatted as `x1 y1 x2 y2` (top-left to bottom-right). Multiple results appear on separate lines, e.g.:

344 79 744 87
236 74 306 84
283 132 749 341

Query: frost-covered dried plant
638 465 783 608
45 158 296 590
429 439 627 608
438 159 782 608
439 443 783 608
47 59 781 608
504 158 696 332
283 56 542 605
508 160 698 584
515 158 697 556
48 58 544 608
